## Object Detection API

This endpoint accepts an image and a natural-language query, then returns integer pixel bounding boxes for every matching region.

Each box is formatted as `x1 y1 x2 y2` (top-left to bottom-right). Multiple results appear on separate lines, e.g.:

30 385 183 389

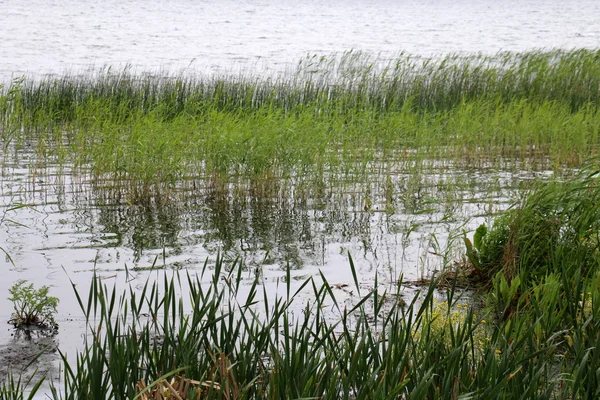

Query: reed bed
1 50 599 202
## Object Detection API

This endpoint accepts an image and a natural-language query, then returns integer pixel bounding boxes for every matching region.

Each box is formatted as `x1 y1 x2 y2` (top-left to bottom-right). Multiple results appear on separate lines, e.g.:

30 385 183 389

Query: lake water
0 0 596 389
1 0 600 83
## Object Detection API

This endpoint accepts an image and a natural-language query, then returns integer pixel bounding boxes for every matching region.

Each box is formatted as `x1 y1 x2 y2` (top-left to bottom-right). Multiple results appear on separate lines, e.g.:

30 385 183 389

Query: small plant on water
8 280 59 334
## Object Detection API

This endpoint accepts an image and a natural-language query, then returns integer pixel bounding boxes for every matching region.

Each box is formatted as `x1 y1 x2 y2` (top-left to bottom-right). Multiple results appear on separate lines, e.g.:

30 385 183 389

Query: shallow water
0 145 547 383
1 0 600 82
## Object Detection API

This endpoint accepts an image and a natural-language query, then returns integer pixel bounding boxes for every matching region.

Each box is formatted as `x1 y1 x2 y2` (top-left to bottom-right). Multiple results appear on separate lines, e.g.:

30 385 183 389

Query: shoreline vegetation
1 49 600 398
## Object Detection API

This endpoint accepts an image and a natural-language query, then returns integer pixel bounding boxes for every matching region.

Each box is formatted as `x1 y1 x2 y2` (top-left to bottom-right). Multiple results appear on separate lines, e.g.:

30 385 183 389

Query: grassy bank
1 50 599 201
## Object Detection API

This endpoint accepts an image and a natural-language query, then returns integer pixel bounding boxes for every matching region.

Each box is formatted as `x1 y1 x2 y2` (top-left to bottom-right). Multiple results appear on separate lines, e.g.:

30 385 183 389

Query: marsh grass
443 166 600 397
0 373 44 400
1 50 599 202
460 166 600 285
0 239 597 398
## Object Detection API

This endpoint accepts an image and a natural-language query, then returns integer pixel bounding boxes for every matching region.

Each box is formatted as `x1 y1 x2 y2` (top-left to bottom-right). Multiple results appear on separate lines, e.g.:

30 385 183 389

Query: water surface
1 0 599 82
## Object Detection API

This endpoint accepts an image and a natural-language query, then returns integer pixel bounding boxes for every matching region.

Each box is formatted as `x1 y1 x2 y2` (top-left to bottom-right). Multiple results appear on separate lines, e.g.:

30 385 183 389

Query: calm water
0 0 593 388
1 0 600 82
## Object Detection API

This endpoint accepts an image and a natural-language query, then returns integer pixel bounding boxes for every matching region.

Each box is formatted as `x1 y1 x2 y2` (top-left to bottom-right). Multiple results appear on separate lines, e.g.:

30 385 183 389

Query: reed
1 50 599 202
3 49 600 121
2 223 600 399
0 373 44 400
444 165 600 397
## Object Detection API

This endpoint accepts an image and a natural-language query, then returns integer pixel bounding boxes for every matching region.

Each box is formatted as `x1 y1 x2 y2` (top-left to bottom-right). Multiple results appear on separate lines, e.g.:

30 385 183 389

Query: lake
2 0 600 82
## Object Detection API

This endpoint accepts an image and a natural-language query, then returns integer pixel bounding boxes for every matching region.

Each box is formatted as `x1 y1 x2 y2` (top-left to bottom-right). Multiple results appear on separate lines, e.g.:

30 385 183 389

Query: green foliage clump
458 165 600 347
464 216 511 279
8 280 59 333
476 217 511 269
471 168 600 283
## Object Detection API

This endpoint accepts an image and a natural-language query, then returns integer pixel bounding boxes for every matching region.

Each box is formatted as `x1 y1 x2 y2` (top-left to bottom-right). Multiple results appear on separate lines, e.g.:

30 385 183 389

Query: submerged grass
1 49 599 201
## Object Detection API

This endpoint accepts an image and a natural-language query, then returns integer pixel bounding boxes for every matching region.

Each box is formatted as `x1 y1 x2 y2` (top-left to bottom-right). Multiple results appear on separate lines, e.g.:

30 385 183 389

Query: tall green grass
2 251 599 398
457 166 600 334
4 49 600 122
1 49 599 201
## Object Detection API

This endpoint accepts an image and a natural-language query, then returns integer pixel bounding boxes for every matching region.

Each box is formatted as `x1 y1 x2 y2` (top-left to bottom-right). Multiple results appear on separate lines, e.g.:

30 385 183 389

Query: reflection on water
88 176 378 269
1 152 530 280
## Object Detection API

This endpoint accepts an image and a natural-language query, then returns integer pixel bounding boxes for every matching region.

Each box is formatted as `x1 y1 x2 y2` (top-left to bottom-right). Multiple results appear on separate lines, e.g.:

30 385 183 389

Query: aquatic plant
1 50 599 203
449 164 600 365
0 373 44 400
466 166 600 283
8 280 59 333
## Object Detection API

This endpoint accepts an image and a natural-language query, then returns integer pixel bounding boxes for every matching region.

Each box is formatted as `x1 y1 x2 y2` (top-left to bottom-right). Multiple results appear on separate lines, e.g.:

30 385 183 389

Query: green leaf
473 224 488 250
463 236 481 270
